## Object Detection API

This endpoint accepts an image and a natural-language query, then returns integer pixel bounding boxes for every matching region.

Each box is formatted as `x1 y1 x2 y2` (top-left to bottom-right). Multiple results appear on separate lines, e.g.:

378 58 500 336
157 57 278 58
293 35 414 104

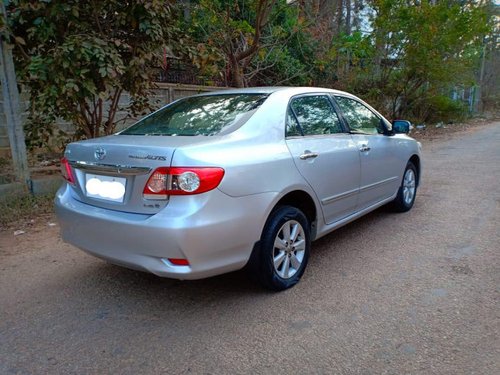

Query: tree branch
234 0 277 62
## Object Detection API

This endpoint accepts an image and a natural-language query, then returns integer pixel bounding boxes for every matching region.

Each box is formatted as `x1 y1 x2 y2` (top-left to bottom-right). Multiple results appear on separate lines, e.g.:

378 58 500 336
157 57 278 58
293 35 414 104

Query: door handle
299 151 319 160
359 145 371 152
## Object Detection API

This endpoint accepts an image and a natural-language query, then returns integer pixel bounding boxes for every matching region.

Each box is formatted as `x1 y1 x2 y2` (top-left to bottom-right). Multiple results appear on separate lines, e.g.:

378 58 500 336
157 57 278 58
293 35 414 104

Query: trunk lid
64 135 209 214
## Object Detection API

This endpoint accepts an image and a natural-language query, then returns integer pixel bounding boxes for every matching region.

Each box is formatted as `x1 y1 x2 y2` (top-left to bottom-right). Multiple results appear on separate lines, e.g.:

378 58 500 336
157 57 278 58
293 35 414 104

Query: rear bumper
55 184 277 280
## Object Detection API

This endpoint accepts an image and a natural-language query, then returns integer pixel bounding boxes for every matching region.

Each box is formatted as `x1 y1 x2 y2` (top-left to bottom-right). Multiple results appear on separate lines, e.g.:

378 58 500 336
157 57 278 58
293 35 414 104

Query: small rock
48 222 57 227
47 357 58 365
14 230 26 236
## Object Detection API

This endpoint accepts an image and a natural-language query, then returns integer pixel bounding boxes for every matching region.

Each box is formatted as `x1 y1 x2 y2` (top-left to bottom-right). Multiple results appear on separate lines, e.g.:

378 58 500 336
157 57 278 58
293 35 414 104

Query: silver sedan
55 87 421 290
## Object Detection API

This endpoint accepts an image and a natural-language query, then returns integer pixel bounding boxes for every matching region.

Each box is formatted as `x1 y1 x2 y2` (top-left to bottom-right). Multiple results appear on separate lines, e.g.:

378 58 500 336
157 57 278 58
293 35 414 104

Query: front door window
335 96 384 135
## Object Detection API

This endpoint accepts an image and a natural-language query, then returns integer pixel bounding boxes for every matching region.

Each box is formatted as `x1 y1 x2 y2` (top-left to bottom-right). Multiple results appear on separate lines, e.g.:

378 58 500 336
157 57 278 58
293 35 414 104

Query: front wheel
390 161 418 212
250 206 311 291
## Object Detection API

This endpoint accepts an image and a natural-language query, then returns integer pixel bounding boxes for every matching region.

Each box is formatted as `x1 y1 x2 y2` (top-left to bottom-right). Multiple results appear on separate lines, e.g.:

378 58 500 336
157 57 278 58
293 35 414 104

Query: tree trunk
232 67 245 88
345 0 351 36
335 0 343 36
352 0 362 31
227 53 244 88
223 0 276 87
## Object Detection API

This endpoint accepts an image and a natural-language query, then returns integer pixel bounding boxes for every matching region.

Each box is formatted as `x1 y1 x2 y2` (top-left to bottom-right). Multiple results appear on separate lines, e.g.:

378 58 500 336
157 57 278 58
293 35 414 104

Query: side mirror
392 120 411 134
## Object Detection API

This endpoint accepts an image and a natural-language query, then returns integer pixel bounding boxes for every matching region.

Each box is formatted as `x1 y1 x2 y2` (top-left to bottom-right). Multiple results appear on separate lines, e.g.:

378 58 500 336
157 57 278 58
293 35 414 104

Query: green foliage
188 0 262 86
186 0 490 123
247 3 317 85
425 94 468 123
4 0 495 149
293 0 492 123
7 0 186 146
188 0 319 87
24 110 68 152
360 0 491 121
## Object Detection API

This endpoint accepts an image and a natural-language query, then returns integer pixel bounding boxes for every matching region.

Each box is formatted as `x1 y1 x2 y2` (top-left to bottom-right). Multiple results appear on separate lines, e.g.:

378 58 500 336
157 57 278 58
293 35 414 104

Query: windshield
121 94 268 136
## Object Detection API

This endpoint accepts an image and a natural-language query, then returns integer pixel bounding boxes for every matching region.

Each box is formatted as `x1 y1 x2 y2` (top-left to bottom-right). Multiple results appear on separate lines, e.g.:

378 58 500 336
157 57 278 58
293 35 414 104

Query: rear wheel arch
272 190 317 231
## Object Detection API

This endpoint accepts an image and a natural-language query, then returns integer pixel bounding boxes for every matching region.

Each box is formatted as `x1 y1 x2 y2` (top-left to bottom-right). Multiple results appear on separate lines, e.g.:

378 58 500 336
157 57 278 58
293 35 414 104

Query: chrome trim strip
321 176 398 206
322 188 359 205
69 161 152 176
316 193 398 239
359 176 399 192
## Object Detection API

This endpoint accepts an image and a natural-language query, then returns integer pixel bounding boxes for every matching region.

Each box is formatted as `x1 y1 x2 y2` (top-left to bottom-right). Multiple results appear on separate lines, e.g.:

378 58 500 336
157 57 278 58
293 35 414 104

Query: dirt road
1 122 499 374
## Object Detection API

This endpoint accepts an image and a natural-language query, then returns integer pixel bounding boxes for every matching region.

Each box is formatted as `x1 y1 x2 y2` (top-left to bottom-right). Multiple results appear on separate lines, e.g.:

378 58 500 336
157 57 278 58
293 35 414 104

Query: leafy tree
189 0 279 87
292 0 491 122
246 2 318 86
371 0 489 120
6 0 188 145
3 0 494 150
188 0 318 87
326 0 491 122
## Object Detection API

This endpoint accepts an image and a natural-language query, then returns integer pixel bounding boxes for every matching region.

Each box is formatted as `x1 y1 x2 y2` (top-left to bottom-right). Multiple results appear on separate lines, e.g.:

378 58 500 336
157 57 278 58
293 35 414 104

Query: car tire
250 205 311 291
390 161 418 212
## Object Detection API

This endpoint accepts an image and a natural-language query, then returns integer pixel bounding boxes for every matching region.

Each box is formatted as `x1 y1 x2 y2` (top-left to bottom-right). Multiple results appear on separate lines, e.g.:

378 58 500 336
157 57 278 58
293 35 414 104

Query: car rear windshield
121 94 268 136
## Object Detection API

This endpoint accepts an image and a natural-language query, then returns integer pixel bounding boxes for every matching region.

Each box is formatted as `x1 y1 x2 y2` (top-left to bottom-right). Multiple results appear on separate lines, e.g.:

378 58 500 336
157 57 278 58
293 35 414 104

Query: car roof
196 86 352 97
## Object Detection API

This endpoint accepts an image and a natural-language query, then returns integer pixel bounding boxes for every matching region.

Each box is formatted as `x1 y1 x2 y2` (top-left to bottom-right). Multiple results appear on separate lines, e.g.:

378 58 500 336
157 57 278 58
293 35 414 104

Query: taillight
61 157 75 184
143 167 225 199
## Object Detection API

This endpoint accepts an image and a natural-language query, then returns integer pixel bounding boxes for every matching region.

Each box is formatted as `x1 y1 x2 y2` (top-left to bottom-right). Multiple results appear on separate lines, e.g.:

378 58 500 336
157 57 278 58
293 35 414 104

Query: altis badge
128 154 167 161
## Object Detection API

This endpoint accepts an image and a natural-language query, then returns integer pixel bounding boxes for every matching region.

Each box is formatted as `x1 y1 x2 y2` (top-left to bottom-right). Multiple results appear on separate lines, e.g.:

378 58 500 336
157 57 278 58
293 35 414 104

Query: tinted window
122 94 268 136
290 95 343 136
286 108 302 137
334 96 383 134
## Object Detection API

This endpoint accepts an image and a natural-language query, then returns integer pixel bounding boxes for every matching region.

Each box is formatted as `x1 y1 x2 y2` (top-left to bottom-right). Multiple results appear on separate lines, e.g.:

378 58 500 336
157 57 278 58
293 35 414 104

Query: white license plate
85 173 126 203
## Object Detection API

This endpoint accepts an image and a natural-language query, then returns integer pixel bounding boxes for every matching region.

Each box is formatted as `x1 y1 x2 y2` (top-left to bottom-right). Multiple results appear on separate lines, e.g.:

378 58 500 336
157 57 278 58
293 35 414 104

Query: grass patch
0 192 55 228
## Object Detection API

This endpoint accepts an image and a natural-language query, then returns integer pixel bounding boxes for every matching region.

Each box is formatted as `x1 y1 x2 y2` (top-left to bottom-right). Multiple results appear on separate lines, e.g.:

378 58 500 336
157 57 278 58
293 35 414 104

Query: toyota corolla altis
56 87 421 290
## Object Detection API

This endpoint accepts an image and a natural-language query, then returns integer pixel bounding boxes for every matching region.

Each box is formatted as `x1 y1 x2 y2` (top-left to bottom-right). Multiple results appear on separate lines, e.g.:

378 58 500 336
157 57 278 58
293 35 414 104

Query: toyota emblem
94 147 106 161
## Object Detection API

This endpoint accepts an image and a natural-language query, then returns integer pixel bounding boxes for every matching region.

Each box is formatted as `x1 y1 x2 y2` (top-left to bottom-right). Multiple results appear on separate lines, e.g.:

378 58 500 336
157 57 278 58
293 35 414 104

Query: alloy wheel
403 168 416 205
273 220 306 279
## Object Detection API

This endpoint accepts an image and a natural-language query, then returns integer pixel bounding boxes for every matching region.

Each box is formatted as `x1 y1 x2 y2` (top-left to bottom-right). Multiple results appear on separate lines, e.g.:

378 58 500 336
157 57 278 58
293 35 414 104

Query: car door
285 94 360 225
333 95 401 211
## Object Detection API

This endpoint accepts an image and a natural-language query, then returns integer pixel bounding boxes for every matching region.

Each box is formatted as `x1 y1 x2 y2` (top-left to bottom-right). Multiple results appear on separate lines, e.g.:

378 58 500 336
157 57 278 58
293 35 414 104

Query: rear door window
289 95 343 136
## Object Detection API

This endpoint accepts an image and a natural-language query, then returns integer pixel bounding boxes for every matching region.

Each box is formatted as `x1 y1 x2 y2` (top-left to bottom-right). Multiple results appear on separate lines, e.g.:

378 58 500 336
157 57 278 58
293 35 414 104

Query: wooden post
0 3 30 186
